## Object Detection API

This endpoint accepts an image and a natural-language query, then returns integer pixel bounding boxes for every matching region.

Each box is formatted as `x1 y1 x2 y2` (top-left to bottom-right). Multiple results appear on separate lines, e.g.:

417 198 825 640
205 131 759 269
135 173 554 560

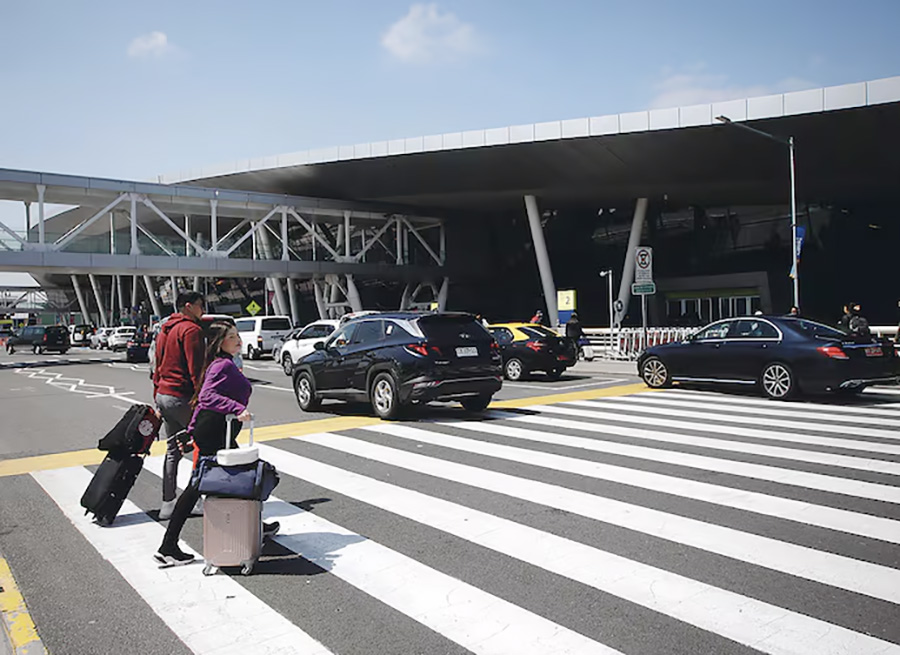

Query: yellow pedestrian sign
245 300 262 316
557 289 576 311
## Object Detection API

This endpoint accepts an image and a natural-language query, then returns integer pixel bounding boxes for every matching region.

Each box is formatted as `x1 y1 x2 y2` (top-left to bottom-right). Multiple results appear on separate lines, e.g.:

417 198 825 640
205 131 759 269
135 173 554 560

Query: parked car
637 315 900 399
275 319 340 375
235 315 292 360
292 312 503 419
5 325 70 355
488 322 577 381
90 327 114 349
125 330 153 363
69 324 94 346
108 326 136 351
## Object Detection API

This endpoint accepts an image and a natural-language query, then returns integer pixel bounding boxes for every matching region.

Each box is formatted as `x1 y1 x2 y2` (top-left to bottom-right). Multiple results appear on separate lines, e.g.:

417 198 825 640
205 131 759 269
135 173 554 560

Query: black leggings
161 411 241 548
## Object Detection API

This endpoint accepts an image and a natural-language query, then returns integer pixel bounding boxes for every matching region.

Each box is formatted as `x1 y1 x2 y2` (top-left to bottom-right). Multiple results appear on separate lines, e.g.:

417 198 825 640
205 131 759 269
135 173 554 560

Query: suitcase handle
224 414 254 448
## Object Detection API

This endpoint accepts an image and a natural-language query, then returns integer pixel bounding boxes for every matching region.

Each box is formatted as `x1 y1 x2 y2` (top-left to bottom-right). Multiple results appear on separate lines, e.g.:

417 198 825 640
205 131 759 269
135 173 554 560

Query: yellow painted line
0 557 48 655
0 381 650 477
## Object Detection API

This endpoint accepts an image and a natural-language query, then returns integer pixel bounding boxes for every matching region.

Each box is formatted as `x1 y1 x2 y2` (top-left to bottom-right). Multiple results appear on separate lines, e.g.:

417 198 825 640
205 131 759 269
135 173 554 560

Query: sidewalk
0 548 47 655
572 358 638 378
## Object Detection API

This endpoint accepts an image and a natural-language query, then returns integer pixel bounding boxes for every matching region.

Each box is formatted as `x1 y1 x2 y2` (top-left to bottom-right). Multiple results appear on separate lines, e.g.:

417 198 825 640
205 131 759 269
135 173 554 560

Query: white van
234 315 293 360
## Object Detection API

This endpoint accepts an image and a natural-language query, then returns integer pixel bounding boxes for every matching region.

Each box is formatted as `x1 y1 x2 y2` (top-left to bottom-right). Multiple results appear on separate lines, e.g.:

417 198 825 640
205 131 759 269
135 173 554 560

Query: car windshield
519 326 557 339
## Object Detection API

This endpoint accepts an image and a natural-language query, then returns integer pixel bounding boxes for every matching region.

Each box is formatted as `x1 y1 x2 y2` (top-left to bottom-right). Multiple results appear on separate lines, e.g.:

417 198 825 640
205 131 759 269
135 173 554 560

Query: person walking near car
565 312 588 359
154 321 278 565
153 291 206 520
530 309 544 324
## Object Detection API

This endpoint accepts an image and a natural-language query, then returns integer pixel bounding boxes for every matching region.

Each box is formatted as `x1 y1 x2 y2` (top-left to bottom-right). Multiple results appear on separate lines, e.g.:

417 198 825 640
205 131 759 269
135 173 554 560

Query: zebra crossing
19 387 900 654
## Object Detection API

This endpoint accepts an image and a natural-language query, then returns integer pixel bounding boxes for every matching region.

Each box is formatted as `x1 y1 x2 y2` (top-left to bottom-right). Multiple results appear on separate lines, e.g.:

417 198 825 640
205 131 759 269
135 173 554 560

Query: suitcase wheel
240 560 254 576
202 564 217 577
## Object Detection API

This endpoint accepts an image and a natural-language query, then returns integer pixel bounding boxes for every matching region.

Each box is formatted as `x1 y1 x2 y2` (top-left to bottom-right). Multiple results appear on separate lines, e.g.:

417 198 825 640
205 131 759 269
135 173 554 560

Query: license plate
456 346 478 358
865 346 883 357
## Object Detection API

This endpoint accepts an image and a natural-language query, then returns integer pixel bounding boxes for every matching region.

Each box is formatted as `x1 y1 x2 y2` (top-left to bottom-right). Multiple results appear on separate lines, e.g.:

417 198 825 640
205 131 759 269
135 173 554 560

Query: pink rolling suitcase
202 416 263 576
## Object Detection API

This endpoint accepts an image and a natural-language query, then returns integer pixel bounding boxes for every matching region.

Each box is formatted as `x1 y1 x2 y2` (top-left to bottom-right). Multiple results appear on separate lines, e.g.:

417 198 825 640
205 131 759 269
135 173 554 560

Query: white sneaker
159 499 177 520
190 497 204 516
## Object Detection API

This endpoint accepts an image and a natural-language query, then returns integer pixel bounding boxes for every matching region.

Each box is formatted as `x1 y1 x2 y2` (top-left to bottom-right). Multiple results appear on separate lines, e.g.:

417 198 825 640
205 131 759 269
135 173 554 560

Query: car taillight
405 342 429 357
42 334 48 342
818 345 849 360
490 341 500 352
525 340 545 352
127 341 135 347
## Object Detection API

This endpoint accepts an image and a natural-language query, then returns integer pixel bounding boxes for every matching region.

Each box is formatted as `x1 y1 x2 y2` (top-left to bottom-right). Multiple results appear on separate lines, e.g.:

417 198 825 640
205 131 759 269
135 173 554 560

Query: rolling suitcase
80 451 144 526
202 416 262 576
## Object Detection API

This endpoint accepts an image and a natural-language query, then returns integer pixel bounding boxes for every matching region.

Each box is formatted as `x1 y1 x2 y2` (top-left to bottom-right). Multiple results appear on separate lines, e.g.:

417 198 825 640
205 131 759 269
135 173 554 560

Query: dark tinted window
786 319 847 339
235 319 255 332
328 323 357 348
384 321 413 341
262 318 291 331
519 326 557 339
731 320 779 339
490 328 514 345
418 317 491 342
300 324 335 339
352 321 384 345
694 321 732 340
46 326 69 338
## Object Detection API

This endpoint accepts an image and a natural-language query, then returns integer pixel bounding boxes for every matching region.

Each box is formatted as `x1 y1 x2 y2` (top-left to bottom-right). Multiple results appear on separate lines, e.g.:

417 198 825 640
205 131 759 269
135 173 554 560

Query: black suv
292 312 503 419
6 325 71 355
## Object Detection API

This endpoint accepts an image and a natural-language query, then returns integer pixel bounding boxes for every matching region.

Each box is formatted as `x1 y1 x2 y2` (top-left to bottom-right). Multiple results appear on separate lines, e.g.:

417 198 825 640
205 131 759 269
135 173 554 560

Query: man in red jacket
153 291 206 519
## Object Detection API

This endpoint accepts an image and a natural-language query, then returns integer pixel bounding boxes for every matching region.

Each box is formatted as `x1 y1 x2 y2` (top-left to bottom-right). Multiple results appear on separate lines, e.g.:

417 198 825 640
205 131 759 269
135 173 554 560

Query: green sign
245 300 262 316
631 282 657 295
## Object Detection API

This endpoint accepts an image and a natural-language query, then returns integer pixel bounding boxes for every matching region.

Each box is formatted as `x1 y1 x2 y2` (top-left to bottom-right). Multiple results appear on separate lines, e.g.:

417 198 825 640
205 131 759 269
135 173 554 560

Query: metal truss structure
0 169 449 324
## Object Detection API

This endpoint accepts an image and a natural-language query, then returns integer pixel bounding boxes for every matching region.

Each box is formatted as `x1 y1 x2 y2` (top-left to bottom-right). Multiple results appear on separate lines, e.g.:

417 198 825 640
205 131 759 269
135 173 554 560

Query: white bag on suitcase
202 415 262 576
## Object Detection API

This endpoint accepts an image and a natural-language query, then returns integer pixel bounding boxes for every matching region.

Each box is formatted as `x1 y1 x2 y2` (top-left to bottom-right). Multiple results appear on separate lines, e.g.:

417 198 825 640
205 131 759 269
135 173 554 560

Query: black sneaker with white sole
263 521 280 539
153 545 196 567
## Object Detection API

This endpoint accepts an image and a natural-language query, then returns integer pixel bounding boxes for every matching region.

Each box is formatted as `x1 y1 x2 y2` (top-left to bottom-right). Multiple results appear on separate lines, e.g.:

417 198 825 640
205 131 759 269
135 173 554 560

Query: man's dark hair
176 291 204 311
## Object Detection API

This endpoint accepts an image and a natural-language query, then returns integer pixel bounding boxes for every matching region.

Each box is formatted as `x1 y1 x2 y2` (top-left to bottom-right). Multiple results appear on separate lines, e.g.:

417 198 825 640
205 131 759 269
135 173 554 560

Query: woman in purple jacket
154 322 278 566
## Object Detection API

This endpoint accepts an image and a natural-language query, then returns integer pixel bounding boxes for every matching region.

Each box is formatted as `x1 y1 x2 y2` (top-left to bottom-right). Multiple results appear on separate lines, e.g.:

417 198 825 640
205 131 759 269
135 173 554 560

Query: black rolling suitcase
80 451 144 525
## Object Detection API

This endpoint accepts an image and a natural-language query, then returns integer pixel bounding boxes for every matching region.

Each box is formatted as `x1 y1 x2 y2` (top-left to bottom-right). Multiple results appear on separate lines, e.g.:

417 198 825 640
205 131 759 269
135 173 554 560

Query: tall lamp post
715 115 799 310
600 269 614 354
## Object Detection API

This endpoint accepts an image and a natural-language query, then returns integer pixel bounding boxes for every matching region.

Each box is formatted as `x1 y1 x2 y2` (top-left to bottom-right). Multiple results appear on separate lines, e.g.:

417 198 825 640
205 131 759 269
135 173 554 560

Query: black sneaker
263 521 280 539
153 545 195 568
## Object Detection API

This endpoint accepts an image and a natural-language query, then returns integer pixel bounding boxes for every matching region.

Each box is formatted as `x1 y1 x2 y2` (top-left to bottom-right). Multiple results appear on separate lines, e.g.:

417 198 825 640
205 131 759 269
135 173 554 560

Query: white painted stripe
294 431 900 604
143 457 618 655
32 466 333 655
527 405 900 476
252 443 900 655
867 386 900 395
663 388 900 417
503 411 900 503
416 419 900 544
575 397 900 442
610 394 900 430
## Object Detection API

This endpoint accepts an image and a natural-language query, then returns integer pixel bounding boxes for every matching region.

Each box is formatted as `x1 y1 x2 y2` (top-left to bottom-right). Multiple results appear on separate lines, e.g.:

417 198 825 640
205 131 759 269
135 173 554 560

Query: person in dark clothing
154 321 279 566
153 291 206 520
565 312 584 340
838 303 854 331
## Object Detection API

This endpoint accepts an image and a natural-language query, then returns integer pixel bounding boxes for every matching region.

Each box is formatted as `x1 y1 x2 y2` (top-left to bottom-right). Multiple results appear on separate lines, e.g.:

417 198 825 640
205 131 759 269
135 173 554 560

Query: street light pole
715 115 799 310
600 269 614 355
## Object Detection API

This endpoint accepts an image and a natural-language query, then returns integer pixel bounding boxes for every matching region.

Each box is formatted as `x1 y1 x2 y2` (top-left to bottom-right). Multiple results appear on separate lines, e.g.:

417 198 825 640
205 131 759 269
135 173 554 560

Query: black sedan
292 312 503 419
637 316 900 399
488 323 577 381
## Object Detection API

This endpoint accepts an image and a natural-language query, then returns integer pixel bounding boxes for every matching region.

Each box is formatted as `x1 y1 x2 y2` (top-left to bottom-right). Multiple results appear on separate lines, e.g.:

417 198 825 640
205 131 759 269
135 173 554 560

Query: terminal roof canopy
168 77 900 214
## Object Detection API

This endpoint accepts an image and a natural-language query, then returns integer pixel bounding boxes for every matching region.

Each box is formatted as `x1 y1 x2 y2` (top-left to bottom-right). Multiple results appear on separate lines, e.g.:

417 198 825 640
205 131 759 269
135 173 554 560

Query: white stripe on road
866 386 900 395
144 456 618 655
605 394 900 431
505 412 900 502
663 388 900 417
406 419 900 544
253 443 900 655
33 466 333 655
526 405 900 476
574 397 900 442
295 431 900 604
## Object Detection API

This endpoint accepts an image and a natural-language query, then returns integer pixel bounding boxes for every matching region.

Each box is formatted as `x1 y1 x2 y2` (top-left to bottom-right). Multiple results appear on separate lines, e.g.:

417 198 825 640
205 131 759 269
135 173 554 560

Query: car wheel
546 368 563 381
761 362 795 400
460 394 492 412
504 358 525 381
281 353 293 376
641 357 671 388
294 371 320 411
33 344 43 355
248 346 260 361
60 349 68 355
370 372 401 420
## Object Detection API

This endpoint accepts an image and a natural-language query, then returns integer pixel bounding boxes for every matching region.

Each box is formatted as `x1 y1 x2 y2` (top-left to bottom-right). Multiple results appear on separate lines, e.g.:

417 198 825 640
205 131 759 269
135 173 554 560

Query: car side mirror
314 341 325 351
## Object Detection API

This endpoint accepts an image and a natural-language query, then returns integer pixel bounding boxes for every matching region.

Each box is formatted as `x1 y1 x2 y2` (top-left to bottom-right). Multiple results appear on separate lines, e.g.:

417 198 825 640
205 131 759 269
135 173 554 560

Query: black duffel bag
97 404 161 455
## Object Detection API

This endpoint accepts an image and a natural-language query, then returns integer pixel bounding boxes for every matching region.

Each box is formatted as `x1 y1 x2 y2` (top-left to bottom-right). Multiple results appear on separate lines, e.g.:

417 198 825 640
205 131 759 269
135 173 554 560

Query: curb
0 557 48 655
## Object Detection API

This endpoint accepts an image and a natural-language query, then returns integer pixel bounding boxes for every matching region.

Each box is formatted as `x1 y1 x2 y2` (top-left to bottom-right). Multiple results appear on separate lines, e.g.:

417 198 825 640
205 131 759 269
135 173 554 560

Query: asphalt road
2 348 899 655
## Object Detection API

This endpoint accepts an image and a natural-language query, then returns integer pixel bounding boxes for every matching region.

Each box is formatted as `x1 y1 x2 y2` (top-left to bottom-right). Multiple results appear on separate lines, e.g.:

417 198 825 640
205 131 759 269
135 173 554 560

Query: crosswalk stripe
524 405 900 476
567 399 900 455
247 444 900 655
663 388 900 417
144 456 620 655
32 466 333 655
297 430 900 604
504 411 900 503
426 418 900 543
605 394 900 431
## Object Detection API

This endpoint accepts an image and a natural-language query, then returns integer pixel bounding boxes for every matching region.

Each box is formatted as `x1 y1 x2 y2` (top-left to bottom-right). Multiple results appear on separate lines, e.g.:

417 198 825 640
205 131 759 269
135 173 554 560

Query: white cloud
381 3 480 63
127 31 176 59
649 68 817 108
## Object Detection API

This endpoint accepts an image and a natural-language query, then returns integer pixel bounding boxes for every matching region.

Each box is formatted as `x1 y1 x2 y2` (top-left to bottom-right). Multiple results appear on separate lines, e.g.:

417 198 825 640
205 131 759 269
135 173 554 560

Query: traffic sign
557 289 576 311
631 282 656 295
245 300 262 316
634 246 653 283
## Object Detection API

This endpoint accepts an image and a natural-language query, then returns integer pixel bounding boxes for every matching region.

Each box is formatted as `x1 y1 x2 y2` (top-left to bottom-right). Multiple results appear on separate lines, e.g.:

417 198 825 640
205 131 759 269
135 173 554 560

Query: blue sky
1 0 898 234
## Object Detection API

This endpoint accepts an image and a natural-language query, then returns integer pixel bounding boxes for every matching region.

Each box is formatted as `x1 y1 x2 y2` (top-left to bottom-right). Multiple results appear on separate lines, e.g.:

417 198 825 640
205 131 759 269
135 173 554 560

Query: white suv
108 326 136 351
275 319 339 375
235 316 293 360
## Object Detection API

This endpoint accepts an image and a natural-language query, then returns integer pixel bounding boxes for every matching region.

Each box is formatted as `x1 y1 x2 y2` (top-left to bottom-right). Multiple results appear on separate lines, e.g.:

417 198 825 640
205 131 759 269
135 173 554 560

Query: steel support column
116 276 125 325
88 274 108 328
130 194 139 255
287 278 300 326
313 279 327 319
437 277 449 312
524 195 558 327
614 198 648 328
71 275 90 324
345 274 363 312
37 184 46 246
143 276 163 318
210 198 218 254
